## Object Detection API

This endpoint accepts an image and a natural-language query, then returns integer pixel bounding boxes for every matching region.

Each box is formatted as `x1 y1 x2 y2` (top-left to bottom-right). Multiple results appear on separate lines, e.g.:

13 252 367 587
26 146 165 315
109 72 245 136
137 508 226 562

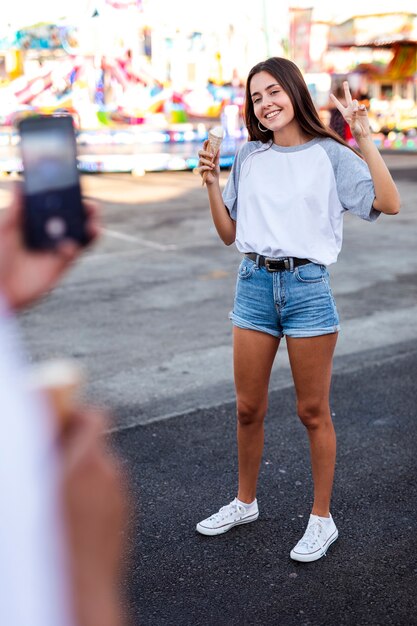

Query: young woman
195 57 400 562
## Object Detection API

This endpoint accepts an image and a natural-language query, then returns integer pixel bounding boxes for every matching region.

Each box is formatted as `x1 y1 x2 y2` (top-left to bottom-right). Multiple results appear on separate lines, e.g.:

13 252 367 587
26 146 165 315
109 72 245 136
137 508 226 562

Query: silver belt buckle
265 257 291 272
264 257 275 272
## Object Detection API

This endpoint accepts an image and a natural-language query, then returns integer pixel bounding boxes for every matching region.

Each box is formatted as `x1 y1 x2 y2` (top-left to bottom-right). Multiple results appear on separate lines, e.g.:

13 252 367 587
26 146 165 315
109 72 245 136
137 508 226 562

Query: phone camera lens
45 217 66 239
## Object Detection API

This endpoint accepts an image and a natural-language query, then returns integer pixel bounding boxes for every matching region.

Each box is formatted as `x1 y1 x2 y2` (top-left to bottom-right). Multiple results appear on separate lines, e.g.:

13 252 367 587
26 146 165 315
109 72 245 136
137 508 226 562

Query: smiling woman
243 58 355 148
250 75 298 140
195 55 400 564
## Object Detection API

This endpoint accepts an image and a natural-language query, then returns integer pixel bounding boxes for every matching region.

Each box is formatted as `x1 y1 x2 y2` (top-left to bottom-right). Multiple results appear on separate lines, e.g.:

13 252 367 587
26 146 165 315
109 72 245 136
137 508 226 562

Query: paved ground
2 152 416 428
114 350 417 625
1 152 416 625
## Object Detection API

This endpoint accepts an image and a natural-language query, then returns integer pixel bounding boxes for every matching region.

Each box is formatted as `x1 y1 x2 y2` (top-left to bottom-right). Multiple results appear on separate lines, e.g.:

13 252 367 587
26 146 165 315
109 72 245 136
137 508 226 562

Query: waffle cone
207 133 223 155
27 359 84 425
202 126 224 185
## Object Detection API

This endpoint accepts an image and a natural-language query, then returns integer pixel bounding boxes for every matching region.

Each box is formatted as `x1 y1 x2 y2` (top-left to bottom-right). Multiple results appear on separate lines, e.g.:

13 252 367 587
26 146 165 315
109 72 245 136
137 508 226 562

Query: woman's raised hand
330 81 371 140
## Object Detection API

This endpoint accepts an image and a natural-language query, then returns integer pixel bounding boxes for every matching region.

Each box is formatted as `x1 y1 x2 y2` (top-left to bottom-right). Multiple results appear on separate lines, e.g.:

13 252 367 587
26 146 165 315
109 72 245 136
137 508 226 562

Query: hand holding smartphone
18 115 90 250
0 116 99 309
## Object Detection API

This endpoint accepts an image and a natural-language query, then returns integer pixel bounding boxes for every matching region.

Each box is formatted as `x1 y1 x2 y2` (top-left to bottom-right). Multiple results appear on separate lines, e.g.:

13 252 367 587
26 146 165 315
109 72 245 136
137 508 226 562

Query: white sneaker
290 513 338 562
196 498 259 536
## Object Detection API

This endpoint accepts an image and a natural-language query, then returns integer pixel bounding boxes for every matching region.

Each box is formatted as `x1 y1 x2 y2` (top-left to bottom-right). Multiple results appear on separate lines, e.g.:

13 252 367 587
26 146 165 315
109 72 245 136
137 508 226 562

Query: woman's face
250 71 297 134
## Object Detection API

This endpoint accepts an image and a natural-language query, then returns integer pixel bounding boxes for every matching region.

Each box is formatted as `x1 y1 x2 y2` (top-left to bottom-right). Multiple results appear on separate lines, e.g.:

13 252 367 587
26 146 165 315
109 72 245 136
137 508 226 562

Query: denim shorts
229 257 340 338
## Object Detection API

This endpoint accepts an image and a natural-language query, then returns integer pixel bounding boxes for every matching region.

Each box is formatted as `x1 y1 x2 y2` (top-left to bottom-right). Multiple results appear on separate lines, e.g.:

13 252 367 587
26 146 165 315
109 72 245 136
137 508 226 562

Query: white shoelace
298 519 327 554
209 501 245 523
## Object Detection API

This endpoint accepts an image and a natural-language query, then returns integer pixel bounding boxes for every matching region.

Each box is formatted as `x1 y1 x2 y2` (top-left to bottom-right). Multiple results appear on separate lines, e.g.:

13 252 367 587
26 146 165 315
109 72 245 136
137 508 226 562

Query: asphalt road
114 349 416 626
5 153 417 428
0 152 416 625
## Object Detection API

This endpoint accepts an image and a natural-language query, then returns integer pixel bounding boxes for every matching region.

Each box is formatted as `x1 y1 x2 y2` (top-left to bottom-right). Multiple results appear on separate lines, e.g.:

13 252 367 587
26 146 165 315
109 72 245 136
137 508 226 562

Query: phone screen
19 116 89 249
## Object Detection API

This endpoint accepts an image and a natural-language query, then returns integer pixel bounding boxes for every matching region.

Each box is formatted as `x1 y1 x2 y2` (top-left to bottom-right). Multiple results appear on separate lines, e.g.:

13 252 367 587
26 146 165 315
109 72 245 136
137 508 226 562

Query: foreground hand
59 407 128 626
330 81 371 140
196 139 220 185
0 184 100 310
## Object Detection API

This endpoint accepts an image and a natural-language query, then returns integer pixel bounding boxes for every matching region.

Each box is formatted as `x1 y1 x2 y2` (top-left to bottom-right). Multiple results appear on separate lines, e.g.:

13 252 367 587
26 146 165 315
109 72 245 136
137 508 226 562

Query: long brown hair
244 57 359 154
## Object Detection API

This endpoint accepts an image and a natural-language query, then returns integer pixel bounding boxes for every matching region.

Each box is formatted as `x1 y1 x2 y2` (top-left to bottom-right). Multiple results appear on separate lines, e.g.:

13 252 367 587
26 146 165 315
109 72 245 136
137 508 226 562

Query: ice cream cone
202 126 224 185
26 359 84 426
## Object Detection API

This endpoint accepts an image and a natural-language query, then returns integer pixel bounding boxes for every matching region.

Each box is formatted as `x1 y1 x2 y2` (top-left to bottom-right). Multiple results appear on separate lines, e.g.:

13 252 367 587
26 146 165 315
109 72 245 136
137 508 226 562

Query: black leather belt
245 253 310 272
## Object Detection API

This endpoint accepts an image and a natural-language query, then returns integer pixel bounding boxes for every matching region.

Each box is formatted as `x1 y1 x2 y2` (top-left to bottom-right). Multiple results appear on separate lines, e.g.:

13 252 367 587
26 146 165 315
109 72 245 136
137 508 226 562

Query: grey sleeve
320 140 380 222
222 163 238 221
222 147 244 221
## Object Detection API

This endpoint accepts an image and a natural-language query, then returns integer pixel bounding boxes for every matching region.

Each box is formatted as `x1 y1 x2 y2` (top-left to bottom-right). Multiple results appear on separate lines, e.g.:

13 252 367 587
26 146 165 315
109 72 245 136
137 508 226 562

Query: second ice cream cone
26 359 84 427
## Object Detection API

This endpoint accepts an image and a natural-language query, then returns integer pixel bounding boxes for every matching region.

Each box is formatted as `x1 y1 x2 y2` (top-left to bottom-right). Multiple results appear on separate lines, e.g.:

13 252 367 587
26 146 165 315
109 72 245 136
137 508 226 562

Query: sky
2 0 417 29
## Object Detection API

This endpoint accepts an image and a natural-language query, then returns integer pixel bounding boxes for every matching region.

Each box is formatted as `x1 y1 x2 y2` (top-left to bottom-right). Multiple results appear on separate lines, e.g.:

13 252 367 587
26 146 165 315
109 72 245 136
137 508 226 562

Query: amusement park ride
0 2 245 173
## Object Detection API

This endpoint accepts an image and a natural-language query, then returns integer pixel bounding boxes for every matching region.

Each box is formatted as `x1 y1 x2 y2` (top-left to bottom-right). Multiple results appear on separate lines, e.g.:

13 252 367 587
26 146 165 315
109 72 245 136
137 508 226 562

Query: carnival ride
0 37 245 173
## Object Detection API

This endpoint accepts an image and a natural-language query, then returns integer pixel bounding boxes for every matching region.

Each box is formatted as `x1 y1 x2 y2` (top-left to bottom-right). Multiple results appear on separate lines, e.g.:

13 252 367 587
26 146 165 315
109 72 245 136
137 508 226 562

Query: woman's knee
236 397 267 426
297 400 330 430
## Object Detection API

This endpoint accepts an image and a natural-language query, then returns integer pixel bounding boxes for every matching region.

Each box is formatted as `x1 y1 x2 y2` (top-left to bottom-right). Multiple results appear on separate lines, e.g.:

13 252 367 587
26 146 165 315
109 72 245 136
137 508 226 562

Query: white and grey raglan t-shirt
222 137 379 266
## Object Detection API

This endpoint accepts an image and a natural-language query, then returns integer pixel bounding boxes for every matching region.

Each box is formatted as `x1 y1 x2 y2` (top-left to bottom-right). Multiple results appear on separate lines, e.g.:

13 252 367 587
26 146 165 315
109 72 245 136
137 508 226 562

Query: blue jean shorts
229 257 340 338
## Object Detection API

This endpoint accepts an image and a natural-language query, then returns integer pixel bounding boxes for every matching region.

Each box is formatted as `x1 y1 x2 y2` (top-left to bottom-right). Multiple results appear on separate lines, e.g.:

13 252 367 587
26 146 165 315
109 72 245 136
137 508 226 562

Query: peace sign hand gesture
330 81 371 140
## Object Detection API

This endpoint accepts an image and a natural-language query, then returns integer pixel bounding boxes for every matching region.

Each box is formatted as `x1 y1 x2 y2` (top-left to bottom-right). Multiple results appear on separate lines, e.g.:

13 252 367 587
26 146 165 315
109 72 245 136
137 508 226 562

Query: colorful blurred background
1 0 416 173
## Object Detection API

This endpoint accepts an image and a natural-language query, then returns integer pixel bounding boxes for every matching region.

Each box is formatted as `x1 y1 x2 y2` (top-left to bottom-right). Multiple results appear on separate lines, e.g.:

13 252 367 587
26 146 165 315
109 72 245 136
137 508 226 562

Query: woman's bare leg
233 327 280 503
286 333 338 517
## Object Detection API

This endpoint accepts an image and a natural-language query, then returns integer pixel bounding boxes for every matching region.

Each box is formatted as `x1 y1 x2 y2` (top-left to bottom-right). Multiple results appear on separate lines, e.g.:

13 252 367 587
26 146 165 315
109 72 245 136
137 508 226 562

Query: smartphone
18 115 89 250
